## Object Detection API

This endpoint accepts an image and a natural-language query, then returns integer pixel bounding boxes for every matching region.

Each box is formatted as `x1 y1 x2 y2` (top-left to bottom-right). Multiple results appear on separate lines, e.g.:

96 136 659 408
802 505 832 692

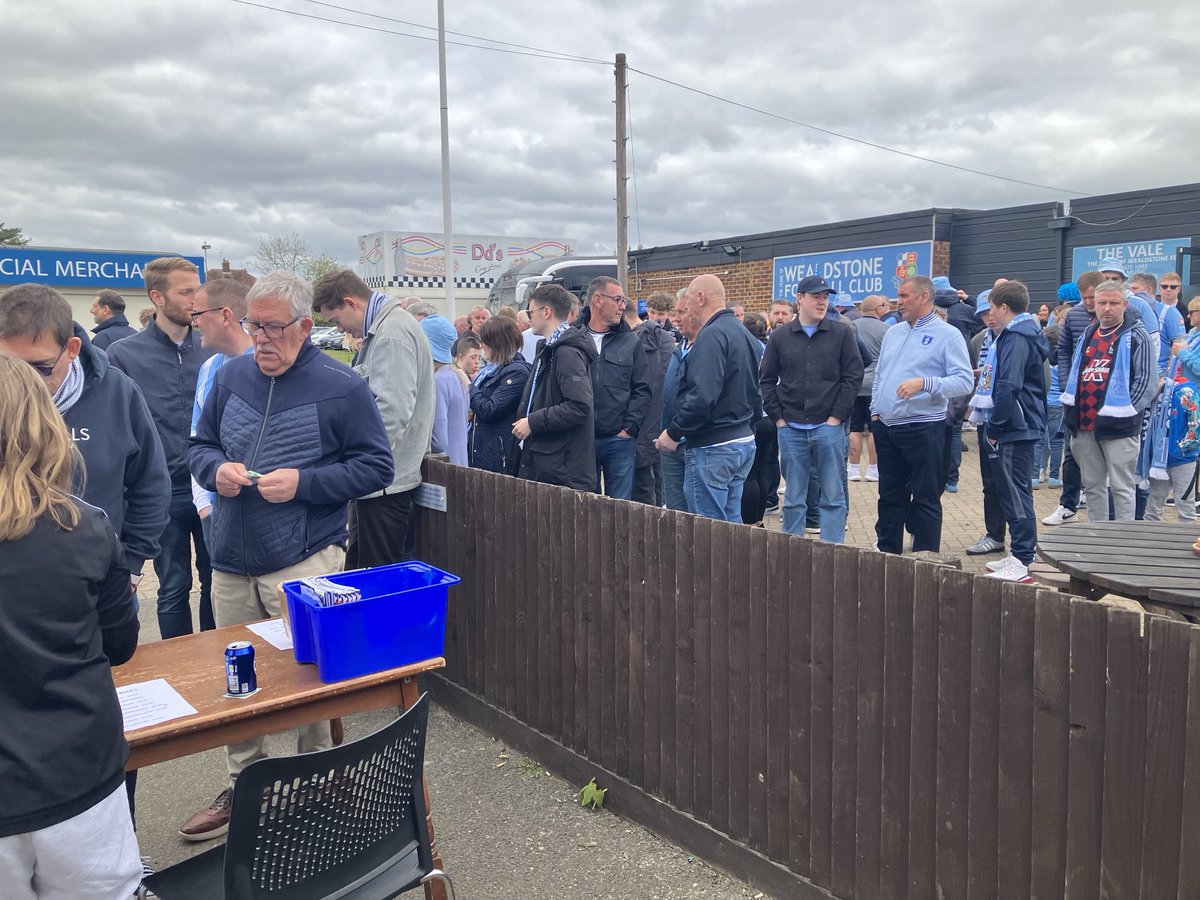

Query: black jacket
760 317 864 425
633 319 677 467
90 314 137 349
470 357 532 476
66 324 170 574
1062 316 1157 441
666 309 762 447
517 326 599 491
0 499 138 837
986 316 1049 444
935 289 984 343
107 316 213 487
1057 304 1094 387
576 307 652 438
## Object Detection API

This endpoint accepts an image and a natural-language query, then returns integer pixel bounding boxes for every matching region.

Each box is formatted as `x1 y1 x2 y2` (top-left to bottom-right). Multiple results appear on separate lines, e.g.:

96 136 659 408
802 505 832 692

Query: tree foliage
0 222 30 246
252 233 344 286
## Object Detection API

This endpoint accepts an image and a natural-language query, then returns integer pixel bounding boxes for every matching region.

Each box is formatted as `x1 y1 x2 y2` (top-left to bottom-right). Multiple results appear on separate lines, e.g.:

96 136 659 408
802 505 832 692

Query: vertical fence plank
505 475 522 718
727 525 752 843
1099 606 1148 900
558 488 578 751
459 467 477 693
935 569 973 900
523 479 540 731
789 536 814 878
747 524 770 855
1176 629 1200 897
613 501 631 779
709 521 732 837
482 471 500 705
692 515 713 824
997 584 1036 900
854 550 887 900
1064 598 1107 900
579 493 598 755
765 529 792 864
599 501 618 771
543 484 561 740
626 502 646 788
831 545 862 897
808 540 837 888
641 505 661 797
672 511 694 813
966 574 1003 898
879 553 914 900
1138 616 1190 900
1030 591 1071 900
906 562 941 900
651 507 672 800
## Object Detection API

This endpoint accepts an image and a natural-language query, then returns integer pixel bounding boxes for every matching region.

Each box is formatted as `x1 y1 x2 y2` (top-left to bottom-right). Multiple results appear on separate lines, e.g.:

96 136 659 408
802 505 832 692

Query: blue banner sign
773 241 932 300
0 246 206 288
1071 238 1192 281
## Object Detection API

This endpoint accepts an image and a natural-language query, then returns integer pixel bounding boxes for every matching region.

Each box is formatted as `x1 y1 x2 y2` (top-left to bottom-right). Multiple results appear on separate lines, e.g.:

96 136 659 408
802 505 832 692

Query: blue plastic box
280 561 459 683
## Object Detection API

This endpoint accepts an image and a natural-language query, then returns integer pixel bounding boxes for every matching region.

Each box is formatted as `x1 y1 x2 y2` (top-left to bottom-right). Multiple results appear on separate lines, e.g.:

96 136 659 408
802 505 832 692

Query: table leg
401 677 447 900
1069 576 1106 602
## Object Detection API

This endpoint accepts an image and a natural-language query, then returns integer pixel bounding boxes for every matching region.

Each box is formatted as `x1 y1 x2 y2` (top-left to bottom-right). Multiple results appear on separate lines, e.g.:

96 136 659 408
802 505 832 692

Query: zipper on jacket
242 377 275 575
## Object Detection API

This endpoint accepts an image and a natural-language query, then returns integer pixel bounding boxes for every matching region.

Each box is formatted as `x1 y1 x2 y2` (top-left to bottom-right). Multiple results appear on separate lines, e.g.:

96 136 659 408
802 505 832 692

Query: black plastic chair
144 693 454 899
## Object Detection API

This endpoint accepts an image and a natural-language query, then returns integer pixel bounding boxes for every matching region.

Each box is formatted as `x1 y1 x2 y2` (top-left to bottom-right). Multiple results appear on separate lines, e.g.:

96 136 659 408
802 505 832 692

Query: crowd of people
1 253 1197 895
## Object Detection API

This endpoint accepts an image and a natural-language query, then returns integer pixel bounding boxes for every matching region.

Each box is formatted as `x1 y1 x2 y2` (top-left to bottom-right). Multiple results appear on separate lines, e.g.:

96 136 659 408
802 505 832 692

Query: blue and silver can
225 641 257 695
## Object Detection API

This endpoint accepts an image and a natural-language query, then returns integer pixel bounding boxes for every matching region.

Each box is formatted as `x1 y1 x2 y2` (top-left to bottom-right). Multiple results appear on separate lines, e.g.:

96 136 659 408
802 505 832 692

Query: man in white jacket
314 269 434 566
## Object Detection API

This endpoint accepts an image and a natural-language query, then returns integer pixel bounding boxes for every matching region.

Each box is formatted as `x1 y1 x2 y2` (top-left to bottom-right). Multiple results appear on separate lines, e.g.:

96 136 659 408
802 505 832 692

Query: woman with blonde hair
0 354 142 897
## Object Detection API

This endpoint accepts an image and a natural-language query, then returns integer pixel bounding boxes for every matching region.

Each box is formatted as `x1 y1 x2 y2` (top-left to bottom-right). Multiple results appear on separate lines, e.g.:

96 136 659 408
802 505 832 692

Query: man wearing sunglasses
185 271 393 842
107 256 214 640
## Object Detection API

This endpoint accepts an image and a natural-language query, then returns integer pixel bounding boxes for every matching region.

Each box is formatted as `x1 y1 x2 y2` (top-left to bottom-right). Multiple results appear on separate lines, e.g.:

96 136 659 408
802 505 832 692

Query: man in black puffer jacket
514 283 599 492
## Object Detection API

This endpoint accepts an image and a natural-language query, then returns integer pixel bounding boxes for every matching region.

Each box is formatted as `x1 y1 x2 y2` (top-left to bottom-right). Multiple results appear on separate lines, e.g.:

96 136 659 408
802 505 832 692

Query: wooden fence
414 458 1200 900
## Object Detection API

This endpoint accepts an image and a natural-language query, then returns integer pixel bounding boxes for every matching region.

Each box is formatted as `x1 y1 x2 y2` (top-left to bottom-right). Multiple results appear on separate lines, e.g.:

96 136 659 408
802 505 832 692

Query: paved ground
130 439 1189 896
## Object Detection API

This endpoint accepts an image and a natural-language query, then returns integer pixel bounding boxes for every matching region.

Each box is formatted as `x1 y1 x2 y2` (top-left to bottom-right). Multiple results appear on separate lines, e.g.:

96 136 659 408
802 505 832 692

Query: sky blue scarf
1059 326 1137 418
362 290 389 335
967 329 995 424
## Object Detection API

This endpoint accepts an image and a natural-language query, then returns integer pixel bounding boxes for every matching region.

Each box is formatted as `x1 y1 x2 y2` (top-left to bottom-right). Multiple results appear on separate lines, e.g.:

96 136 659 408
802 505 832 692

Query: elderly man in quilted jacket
183 271 393 842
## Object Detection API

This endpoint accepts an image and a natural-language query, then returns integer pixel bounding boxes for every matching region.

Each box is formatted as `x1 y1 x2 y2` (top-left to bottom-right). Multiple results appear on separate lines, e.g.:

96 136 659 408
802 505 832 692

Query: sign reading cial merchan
773 241 933 300
1071 238 1192 281
357 231 578 288
0 246 206 288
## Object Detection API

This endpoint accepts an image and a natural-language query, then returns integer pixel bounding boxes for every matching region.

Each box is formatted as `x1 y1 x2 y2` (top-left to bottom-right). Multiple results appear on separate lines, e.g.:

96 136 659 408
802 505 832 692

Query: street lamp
201 242 211 273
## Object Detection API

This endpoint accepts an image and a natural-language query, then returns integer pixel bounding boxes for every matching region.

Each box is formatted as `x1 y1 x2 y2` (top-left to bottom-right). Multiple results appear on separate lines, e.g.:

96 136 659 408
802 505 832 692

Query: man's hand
617 429 633 439
216 462 253 497
512 417 532 440
825 417 842 427
198 504 212 520
775 418 786 427
896 377 925 400
654 429 679 453
256 468 300 503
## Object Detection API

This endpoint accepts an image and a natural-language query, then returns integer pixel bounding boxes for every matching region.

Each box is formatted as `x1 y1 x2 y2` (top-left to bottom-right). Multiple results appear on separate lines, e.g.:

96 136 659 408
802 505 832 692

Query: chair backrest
223 693 432 899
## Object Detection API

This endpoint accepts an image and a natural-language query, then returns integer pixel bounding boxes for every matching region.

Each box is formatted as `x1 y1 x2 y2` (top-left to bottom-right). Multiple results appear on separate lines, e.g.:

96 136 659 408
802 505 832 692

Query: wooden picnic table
1036 520 1200 606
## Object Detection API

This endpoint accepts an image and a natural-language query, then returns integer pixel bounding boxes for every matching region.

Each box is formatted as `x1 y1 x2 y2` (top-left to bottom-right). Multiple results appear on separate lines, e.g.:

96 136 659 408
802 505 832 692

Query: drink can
225 641 257 695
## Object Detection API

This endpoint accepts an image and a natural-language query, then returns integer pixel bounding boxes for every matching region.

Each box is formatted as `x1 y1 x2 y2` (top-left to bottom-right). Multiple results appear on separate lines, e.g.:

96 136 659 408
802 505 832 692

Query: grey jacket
354 300 435 495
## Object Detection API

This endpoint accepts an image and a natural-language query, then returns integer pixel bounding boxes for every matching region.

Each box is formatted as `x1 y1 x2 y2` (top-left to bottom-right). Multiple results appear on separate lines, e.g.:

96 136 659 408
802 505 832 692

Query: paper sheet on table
245 618 293 650
118 678 198 731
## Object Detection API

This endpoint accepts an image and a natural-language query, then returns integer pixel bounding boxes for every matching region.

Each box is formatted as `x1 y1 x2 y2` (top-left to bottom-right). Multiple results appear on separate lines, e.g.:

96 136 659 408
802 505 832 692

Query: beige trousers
211 543 345 783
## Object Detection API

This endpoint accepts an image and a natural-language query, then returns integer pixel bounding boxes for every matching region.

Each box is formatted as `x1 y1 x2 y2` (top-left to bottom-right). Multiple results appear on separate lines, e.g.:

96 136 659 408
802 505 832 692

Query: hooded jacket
189 342 394 576
107 316 213 487
985 315 1050 444
575 306 652 438
90 313 137 350
633 319 676 467
934 289 984 343
65 325 170 573
517 325 599 491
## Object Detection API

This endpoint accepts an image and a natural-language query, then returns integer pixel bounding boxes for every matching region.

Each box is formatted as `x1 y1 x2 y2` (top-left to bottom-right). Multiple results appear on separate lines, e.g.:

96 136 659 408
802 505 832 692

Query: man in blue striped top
869 275 974 554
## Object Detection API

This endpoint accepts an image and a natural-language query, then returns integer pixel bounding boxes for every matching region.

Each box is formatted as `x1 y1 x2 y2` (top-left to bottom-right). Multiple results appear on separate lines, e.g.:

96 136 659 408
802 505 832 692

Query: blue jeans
661 448 687 511
684 440 755 523
1032 404 1064 480
778 424 848 542
155 487 214 639
595 434 636 500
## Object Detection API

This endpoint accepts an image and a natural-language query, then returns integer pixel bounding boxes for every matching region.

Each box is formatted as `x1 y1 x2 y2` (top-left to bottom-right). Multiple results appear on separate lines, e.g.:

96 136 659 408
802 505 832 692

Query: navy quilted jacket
469 358 531 475
189 342 394 576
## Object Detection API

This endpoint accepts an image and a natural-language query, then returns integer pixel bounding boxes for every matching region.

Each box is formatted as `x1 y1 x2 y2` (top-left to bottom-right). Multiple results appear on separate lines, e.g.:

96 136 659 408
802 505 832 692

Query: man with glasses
183 271 393 842
107 256 215 638
1131 272 1186 375
188 279 254 548
576 276 651 499
1161 271 1187 318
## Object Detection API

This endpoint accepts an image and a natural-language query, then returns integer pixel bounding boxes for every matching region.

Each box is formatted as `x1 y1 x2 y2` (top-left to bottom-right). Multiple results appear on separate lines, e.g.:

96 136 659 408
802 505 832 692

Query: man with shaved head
655 274 762 522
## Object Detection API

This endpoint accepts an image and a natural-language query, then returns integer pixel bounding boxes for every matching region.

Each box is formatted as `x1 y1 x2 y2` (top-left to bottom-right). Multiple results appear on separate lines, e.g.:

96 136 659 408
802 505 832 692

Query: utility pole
437 0 456 315
615 52 629 291
201 241 211 274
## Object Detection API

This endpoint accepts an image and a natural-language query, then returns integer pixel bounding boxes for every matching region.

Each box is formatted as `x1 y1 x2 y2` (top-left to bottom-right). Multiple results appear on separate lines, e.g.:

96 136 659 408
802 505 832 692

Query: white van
487 255 617 312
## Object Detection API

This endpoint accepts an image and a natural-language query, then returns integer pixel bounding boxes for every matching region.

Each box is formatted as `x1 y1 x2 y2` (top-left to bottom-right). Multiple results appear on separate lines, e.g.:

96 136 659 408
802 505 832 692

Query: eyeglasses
240 317 300 340
28 345 67 377
190 307 226 322
1161 284 1181 290
596 291 628 306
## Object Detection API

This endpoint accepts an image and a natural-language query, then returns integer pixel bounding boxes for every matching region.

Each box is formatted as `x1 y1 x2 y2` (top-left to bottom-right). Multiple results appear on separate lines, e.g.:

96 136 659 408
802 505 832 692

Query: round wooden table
1036 521 1200 606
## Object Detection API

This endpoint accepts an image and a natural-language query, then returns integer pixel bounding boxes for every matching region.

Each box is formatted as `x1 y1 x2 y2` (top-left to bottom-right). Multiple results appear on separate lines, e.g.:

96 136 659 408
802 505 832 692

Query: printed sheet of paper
118 678 198 731
245 617 293 650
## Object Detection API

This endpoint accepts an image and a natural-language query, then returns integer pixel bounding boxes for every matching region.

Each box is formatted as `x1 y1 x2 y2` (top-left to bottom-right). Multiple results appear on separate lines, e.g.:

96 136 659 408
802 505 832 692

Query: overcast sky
1 0 1196 270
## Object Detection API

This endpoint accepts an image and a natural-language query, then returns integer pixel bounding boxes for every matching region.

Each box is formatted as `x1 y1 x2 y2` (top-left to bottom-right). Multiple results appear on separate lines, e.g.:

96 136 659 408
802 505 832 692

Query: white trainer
987 559 1033 582
1042 505 1077 526
986 554 1018 573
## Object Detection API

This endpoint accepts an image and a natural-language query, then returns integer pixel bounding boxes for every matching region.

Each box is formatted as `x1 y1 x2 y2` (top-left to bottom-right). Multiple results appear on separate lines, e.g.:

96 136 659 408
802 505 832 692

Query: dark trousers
155 487 213 639
1058 445 1082 512
978 430 1006 543
347 489 417 569
632 459 662 506
946 418 964 486
873 419 946 554
993 439 1037 565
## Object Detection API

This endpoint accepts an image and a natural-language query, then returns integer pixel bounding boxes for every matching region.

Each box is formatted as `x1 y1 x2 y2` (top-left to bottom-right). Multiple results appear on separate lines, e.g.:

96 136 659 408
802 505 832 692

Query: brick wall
631 258 776 313
933 240 950 277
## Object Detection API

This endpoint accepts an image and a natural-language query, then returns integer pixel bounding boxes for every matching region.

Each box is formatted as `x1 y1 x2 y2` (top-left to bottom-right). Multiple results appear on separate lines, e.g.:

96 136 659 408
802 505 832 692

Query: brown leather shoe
179 787 232 842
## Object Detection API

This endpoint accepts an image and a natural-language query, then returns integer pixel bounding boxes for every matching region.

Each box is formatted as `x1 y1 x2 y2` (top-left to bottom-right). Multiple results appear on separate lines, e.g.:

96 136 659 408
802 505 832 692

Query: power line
627 66 1090 197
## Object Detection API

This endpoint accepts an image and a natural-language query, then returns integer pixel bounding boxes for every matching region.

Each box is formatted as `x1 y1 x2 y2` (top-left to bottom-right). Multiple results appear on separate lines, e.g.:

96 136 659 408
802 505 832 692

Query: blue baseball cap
975 289 992 313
